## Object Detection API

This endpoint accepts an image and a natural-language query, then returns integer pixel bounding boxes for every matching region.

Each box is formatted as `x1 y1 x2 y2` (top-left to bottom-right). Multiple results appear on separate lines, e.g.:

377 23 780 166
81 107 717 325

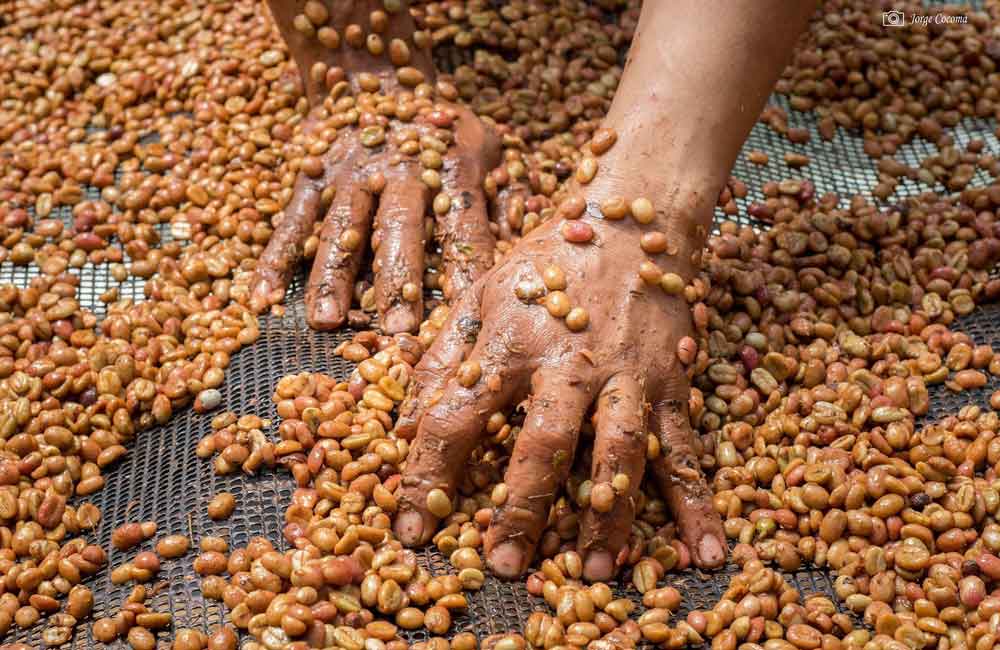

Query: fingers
650 397 726 569
394 280 485 439
438 114 500 300
372 178 428 334
436 184 496 301
578 373 647 582
490 181 528 243
485 370 592 579
394 344 517 547
304 182 374 330
250 173 322 313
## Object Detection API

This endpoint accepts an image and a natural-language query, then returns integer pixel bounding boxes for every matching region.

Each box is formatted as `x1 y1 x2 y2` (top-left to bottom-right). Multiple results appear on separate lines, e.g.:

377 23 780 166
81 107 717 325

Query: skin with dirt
264 0 435 102
392 191 726 580
251 0 502 332
392 0 816 581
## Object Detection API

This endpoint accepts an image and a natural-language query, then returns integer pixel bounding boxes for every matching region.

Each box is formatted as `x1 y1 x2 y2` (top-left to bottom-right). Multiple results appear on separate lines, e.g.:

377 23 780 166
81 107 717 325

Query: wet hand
391 187 726 579
250 92 500 333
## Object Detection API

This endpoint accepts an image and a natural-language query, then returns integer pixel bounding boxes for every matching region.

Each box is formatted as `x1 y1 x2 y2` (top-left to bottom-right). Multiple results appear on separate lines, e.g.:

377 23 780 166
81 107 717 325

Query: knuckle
379 204 423 226
598 400 645 438
421 400 478 442
657 359 687 394
663 432 696 463
605 428 646 458
524 425 576 457
491 503 545 542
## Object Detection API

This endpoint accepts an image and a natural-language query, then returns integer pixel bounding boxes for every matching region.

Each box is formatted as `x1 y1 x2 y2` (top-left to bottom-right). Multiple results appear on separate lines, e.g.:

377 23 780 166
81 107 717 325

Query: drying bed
2 274 864 649
4 0 1000 646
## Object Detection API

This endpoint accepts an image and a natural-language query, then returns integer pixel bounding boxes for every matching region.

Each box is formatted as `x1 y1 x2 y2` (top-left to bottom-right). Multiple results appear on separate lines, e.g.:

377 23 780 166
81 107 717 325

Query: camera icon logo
883 10 905 27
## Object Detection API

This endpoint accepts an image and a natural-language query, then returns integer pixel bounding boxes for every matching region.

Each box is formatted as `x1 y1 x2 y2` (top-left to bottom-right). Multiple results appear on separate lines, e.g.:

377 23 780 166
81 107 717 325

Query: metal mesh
719 96 1000 227
4 270 861 648
5 1 1000 647
925 303 1000 422
5 187 991 644
4 98 995 650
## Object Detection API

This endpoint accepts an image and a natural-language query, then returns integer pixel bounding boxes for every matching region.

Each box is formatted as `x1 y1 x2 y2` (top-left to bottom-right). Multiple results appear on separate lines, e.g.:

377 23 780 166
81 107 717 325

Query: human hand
265 0 437 107
249 91 500 332
391 176 727 580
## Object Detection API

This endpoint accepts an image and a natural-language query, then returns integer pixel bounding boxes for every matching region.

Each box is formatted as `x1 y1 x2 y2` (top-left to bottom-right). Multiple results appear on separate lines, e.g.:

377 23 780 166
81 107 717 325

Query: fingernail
487 542 525 579
382 305 418 334
308 296 344 331
249 280 271 312
393 414 418 440
582 551 614 582
697 535 725 568
267 287 285 304
251 278 269 294
394 511 424 546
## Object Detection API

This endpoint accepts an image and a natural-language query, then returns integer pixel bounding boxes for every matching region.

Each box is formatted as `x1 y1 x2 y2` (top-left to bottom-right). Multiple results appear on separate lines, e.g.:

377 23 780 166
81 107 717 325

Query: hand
391 189 727 580
264 0 438 108
249 94 501 333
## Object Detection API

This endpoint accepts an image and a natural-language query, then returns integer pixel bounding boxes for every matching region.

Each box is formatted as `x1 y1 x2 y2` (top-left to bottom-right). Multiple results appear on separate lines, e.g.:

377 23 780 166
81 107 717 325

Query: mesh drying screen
5 1 1000 647
2 273 859 649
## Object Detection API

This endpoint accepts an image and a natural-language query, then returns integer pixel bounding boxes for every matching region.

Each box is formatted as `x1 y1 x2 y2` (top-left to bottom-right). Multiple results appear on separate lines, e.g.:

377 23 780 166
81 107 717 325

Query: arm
394 0 816 579
587 0 817 253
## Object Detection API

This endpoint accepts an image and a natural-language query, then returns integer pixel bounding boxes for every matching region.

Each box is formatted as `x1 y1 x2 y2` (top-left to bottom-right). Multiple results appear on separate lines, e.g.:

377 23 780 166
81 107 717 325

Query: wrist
554 168 718 274
331 57 437 97
268 0 436 103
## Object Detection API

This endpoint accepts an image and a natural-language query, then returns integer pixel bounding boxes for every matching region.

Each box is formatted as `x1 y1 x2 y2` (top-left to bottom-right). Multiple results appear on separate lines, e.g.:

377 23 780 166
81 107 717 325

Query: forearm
586 0 816 254
265 0 435 103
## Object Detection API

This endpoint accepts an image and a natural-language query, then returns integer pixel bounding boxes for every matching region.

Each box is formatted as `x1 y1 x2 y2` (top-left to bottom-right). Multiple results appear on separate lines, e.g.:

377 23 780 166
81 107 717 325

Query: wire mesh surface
2 117 995 648
723 98 1000 230
5 1 1000 648
2 270 860 649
